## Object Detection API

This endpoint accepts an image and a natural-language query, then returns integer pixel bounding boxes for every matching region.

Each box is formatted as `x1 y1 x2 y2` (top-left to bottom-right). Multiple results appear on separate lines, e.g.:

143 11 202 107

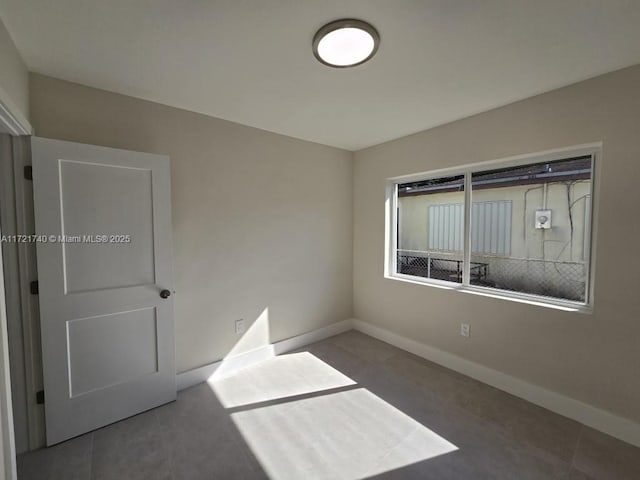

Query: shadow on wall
206 307 273 380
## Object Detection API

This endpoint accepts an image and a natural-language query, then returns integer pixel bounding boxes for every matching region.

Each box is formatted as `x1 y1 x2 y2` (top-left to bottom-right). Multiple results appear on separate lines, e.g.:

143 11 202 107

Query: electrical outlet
460 323 470 338
235 319 245 335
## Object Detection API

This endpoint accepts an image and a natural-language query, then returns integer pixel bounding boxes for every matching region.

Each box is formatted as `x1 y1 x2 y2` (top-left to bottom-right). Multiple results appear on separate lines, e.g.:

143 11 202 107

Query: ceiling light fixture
312 19 379 68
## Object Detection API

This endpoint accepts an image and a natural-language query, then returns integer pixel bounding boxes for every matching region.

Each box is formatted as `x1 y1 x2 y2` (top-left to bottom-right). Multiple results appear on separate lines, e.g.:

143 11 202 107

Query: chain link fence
470 256 586 301
397 251 486 284
397 250 586 302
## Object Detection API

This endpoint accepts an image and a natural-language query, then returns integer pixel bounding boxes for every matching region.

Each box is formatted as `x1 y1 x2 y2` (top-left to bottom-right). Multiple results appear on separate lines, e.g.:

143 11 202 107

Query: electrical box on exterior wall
535 209 552 229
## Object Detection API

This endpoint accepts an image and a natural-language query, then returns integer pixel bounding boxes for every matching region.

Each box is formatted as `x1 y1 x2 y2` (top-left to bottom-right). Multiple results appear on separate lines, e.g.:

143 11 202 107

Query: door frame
1 216 18 480
0 134 45 455
0 92 33 479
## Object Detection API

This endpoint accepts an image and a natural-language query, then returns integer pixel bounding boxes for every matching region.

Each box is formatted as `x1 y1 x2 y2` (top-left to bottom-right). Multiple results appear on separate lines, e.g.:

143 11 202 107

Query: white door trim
0 86 32 136
0 97 30 477
0 219 18 480
0 135 45 453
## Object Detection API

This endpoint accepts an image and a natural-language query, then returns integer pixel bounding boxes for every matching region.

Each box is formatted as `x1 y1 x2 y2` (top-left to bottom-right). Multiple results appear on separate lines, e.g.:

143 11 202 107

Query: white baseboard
176 344 275 391
352 319 640 448
176 318 354 391
272 318 354 355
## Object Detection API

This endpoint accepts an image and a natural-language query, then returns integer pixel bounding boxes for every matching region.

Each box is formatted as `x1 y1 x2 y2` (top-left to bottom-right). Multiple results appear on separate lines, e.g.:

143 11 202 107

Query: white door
31 137 176 446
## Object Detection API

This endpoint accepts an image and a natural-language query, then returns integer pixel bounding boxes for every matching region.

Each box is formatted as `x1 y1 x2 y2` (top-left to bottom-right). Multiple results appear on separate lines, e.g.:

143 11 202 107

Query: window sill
386 273 593 314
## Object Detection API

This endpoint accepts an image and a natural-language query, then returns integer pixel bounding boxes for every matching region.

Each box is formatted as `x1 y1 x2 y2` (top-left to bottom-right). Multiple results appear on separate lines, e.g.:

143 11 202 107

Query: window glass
470 156 592 302
392 153 594 305
397 175 465 283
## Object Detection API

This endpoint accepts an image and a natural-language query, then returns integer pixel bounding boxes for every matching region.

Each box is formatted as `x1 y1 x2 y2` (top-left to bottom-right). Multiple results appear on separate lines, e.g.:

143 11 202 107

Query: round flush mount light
312 19 380 68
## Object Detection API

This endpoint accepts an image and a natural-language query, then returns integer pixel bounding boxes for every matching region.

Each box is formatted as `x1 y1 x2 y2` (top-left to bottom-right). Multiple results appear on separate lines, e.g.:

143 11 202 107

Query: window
389 147 597 308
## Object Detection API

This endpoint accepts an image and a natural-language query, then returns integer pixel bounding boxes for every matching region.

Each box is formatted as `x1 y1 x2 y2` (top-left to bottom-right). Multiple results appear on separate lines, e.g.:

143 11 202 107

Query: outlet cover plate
235 319 245 334
460 323 470 338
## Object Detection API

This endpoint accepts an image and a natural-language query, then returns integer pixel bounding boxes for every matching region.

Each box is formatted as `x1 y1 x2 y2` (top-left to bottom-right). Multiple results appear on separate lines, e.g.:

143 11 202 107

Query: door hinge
36 390 45 404
24 165 33 180
30 280 39 295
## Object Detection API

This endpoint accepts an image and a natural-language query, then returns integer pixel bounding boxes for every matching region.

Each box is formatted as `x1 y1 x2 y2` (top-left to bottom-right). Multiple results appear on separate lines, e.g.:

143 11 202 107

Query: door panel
67 307 159 397
59 160 156 292
31 137 176 445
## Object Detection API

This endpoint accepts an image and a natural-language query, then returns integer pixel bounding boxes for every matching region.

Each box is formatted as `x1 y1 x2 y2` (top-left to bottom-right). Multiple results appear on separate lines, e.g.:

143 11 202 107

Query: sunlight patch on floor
230 387 457 479
208 352 457 479
209 352 356 409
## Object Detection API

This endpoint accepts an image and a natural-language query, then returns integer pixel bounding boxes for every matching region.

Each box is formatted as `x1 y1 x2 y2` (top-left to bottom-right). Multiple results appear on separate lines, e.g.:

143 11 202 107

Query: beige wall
0 16 29 127
354 64 640 422
30 74 353 373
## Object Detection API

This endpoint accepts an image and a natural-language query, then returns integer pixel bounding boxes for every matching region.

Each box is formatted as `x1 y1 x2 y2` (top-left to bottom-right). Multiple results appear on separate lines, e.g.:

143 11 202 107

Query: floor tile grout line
89 431 96 480
368 423 422 473
153 407 175 480
89 430 95 480
569 424 585 471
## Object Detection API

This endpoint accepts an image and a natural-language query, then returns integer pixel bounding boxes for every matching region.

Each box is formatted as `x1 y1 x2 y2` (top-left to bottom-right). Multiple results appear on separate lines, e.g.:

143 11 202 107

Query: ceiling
2 1 640 151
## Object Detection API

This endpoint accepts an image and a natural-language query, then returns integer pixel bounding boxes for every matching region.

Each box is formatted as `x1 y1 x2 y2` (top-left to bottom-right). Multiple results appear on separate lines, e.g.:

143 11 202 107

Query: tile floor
17 331 640 479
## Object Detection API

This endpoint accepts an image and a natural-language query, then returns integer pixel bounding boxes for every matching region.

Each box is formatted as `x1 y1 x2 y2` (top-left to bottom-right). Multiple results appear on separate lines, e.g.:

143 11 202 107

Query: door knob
160 289 171 299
